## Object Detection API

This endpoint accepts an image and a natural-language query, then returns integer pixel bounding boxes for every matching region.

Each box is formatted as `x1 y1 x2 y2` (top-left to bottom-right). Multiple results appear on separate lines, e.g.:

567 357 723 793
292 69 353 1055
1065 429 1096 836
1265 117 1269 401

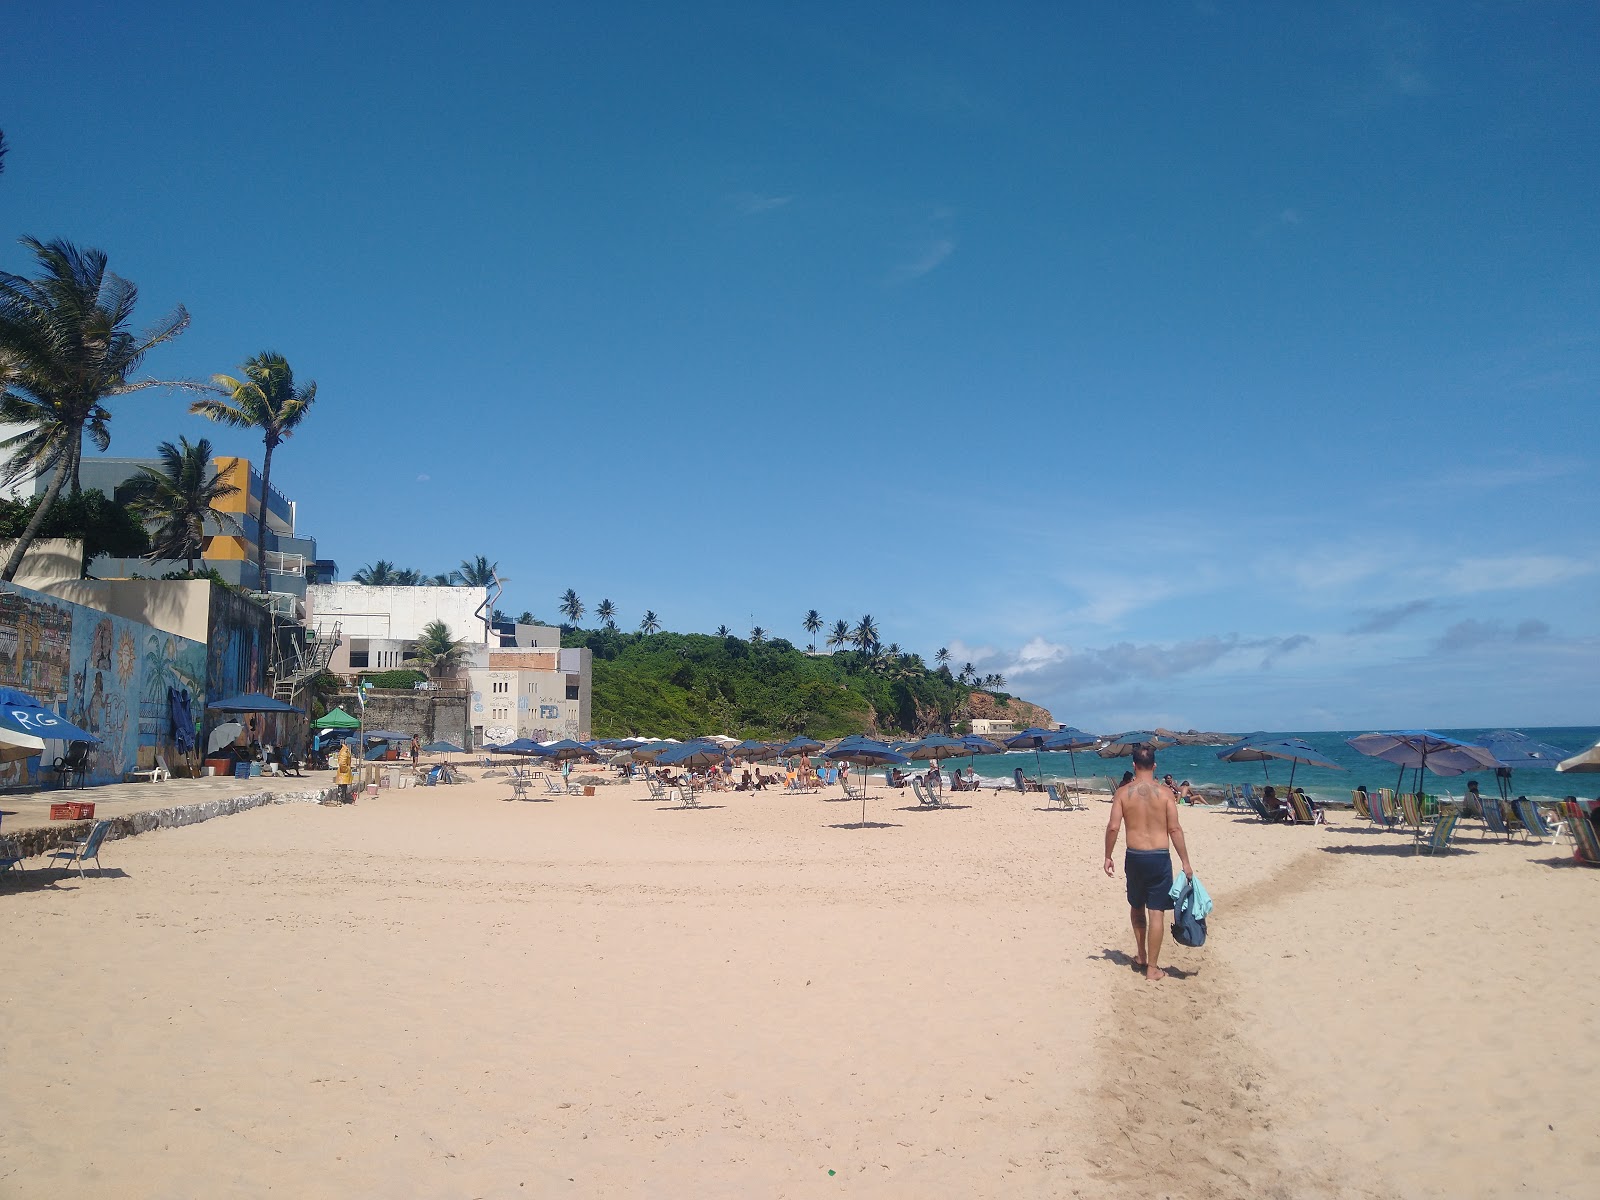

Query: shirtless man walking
1104 744 1193 982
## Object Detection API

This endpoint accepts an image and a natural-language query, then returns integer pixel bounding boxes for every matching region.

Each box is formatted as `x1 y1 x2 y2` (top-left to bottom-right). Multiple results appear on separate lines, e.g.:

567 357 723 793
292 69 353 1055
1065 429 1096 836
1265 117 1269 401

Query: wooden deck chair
1416 812 1461 856
1351 790 1372 820
1562 802 1600 866
45 819 113 878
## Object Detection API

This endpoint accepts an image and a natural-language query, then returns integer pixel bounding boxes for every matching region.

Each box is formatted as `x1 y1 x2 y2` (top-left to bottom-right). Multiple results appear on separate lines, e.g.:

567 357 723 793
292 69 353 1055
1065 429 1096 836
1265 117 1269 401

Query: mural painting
0 589 76 787
205 585 274 744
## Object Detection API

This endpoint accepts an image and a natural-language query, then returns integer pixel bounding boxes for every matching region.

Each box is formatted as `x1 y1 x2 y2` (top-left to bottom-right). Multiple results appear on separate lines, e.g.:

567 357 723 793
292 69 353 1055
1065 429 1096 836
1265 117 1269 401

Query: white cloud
888 237 955 284
731 192 793 215
416 473 431 483
1436 555 1596 595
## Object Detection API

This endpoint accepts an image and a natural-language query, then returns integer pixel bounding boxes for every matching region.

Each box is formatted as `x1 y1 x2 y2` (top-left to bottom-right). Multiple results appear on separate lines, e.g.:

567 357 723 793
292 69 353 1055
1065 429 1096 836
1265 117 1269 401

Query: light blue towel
1168 871 1213 917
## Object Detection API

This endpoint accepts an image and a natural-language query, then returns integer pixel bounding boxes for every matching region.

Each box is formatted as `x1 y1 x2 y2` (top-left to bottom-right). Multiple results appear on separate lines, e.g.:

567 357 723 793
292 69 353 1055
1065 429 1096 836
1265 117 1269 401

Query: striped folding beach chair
1563 802 1600 866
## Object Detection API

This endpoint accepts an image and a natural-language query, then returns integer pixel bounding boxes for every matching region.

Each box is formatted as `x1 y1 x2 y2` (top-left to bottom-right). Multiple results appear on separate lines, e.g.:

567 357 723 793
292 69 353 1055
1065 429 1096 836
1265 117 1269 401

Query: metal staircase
272 620 341 703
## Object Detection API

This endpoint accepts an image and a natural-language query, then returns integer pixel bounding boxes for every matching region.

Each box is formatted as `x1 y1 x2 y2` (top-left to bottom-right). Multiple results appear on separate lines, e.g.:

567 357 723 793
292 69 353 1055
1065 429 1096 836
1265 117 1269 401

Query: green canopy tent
312 707 361 730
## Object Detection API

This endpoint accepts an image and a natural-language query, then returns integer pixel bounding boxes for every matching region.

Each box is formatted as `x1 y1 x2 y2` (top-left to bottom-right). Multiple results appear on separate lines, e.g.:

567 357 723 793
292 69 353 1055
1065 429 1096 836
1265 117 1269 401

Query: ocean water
930 727 1600 804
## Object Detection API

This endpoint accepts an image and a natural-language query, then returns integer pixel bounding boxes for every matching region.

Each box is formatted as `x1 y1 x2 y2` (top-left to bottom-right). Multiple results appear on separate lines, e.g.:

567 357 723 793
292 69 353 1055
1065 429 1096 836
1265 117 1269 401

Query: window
566 684 580 700
349 650 369 668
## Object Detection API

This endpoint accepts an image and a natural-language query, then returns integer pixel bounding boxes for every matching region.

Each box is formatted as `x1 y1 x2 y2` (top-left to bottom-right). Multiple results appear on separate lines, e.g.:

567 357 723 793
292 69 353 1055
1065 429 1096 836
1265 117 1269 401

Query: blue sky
3 2 1597 732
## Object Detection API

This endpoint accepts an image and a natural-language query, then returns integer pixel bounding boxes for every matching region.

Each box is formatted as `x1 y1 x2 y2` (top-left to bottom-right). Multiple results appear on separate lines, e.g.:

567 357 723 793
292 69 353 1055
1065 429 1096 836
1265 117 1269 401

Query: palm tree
639 610 661 634
122 437 243 571
411 619 466 680
559 588 584 625
803 609 822 651
457 556 499 587
353 560 402 585
516 610 534 625
960 662 976 685
192 351 315 592
750 626 766 644
850 614 880 654
935 647 950 667
991 673 1006 690
0 237 191 581
393 567 423 586
596 598 617 629
826 619 851 650
715 624 731 638
427 572 459 585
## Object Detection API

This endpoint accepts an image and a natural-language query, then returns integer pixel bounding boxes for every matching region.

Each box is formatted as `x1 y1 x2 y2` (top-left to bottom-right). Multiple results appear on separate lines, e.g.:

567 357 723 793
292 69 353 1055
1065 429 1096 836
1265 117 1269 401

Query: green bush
358 668 428 690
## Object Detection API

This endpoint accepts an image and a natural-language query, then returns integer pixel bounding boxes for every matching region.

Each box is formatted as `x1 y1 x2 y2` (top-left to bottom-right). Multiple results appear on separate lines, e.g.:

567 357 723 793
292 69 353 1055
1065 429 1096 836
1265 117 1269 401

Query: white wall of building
307 583 489 644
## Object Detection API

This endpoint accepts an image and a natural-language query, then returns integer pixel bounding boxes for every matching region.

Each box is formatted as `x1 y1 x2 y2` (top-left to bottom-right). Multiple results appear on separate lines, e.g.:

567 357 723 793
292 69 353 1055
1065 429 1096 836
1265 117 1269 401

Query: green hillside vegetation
565 629 1006 740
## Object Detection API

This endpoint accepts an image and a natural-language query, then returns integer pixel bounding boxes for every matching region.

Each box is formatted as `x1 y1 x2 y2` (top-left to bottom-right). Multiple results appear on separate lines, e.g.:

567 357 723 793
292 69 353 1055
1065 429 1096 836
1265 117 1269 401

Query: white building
306 583 489 674
467 645 592 746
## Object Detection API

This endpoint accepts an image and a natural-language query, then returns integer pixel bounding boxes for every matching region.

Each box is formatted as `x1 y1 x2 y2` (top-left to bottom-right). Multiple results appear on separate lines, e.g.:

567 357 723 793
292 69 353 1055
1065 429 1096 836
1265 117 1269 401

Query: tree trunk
255 436 275 593
68 437 82 496
1 438 73 582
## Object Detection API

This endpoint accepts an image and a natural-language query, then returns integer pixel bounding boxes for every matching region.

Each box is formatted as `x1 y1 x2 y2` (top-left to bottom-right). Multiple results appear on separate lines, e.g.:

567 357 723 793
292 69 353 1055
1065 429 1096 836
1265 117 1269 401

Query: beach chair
0 813 24 880
1012 767 1027 792
506 776 530 801
542 773 565 796
644 777 667 801
673 780 699 808
1351 790 1371 820
1415 813 1461 856
1369 789 1400 832
1247 796 1290 824
841 776 863 801
1480 798 1514 843
1512 799 1558 845
911 778 943 808
44 819 113 879
1046 784 1069 810
1398 791 1436 838
50 741 92 789
1288 792 1323 826
1223 785 1250 812
1562 802 1600 866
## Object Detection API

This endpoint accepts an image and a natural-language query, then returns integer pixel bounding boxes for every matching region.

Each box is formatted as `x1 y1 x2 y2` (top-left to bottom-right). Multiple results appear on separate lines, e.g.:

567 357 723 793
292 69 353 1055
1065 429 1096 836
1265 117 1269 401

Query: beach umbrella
422 740 463 754
1043 727 1099 794
824 737 910 826
312 706 361 729
208 693 304 714
732 738 781 762
900 734 970 763
1346 730 1501 794
1557 739 1600 774
206 720 245 755
362 729 411 743
0 724 46 762
490 737 545 755
1475 729 1574 800
654 741 726 769
0 686 102 744
1096 731 1173 759
779 735 824 757
1216 736 1341 790
539 738 601 763
630 740 683 762
1005 727 1064 788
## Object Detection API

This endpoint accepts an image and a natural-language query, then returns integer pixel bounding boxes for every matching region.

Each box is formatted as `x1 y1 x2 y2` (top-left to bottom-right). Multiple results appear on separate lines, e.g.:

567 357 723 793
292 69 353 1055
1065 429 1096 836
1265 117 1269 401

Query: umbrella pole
1070 750 1080 796
1034 746 1043 790
860 763 867 827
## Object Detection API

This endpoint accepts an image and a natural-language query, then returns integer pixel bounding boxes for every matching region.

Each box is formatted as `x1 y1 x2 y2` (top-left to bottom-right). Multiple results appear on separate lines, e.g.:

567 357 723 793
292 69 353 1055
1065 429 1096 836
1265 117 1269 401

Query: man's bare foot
1144 965 1167 982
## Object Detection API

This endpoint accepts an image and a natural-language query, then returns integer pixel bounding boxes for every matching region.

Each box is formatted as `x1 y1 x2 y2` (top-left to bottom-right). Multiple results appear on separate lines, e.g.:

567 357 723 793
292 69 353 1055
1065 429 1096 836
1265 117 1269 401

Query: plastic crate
49 802 95 820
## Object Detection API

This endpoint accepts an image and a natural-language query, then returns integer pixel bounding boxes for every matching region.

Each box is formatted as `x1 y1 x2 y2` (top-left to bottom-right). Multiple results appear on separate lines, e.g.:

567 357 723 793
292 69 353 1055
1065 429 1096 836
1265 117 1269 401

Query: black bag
1171 877 1207 947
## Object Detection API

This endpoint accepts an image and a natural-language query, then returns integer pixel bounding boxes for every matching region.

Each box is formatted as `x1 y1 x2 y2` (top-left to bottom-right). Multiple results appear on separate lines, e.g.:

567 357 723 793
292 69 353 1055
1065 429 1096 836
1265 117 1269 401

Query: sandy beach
2 768 1596 1198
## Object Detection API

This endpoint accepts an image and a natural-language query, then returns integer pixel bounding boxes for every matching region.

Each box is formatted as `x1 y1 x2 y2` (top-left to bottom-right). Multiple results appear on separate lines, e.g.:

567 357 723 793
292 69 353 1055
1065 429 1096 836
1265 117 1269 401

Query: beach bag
1170 876 1208 948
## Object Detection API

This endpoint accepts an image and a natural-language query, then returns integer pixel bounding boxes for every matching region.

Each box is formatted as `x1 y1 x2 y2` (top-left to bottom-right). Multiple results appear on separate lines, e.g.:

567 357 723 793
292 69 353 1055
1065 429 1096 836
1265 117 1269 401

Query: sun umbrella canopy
1474 729 1572 770
1097 731 1173 758
900 734 970 760
1345 731 1501 777
491 737 546 755
208 692 304 714
362 730 411 743
0 686 101 743
422 740 463 753
779 736 824 755
1043 728 1099 751
1216 736 1341 770
1557 740 1600 774
540 738 600 762
0 724 47 762
655 741 727 768
732 738 781 761
1004 727 1060 749
207 721 245 755
823 738 909 766
627 740 681 761
960 735 1007 755
312 707 361 729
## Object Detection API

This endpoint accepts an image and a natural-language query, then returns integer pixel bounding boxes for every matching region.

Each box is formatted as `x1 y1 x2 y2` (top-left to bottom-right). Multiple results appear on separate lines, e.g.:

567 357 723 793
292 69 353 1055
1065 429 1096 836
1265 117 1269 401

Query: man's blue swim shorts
1124 848 1174 911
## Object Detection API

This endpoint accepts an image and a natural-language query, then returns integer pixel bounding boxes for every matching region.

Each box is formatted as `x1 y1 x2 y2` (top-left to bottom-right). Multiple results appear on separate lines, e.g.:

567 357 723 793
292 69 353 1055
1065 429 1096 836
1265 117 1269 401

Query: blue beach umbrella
208 692 304 714
1346 730 1501 794
899 734 969 763
1475 729 1573 801
1097 731 1174 758
0 686 101 744
539 738 601 763
421 740 463 754
1006 727 1066 787
1216 736 1341 790
654 741 726 769
778 735 824 757
1043 727 1099 793
492 737 545 755
732 738 781 762
824 737 910 826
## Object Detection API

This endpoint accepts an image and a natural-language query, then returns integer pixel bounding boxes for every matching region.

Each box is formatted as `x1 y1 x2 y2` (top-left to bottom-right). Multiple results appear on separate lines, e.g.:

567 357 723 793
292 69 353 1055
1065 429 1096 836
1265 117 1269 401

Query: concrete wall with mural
0 583 208 786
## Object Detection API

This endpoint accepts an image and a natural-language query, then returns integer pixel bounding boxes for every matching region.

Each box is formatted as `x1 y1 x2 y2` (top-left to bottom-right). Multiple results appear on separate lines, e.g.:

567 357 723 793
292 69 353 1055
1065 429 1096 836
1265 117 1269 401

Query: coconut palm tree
850 614 880 654
191 351 316 592
393 567 424 586
412 619 466 680
715 624 731 638
935 647 950 667
0 237 192 581
353 560 403 585
596 598 617 629
750 626 766 644
826 619 851 650
639 610 661 634
122 436 243 571
802 609 822 651
457 556 499 587
427 572 459 585
516 610 534 625
559 589 584 625
960 662 976 685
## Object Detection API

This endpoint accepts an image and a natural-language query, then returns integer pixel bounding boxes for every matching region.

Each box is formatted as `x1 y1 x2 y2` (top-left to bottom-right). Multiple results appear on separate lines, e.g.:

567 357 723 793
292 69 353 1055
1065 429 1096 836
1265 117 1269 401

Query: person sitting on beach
886 767 907 788
926 764 942 792
738 768 753 791
1174 780 1197 804
963 766 979 791
1463 780 1484 819
1262 785 1290 821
